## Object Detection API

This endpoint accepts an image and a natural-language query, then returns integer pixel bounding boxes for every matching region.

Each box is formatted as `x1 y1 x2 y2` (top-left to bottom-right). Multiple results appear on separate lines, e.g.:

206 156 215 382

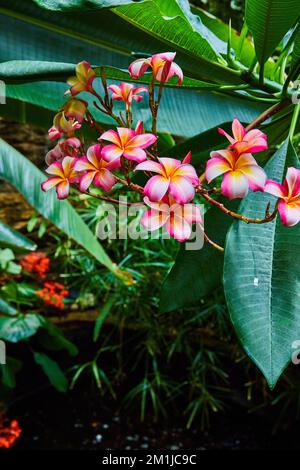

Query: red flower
36 281 69 310
20 252 50 279
0 419 22 449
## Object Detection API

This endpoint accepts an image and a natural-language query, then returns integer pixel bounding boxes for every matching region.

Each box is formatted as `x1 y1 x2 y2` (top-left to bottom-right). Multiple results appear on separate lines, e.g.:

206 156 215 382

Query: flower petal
128 59 150 79
122 147 147 163
169 176 195 203
238 164 266 191
118 127 136 145
141 209 168 231
62 156 76 177
41 177 61 192
74 157 94 172
99 130 121 146
221 171 249 199
94 169 116 191
173 164 198 185
157 157 181 175
56 181 70 199
101 144 123 162
205 157 230 183
181 204 203 224
285 167 300 198
79 171 96 192
278 200 300 226
128 133 157 149
134 160 163 174
166 215 191 242
264 180 287 198
232 118 246 141
45 161 64 177
144 175 169 201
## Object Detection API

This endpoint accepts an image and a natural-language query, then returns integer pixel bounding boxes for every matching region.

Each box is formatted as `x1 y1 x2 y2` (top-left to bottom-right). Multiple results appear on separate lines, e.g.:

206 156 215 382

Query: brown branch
245 99 290 132
84 190 144 207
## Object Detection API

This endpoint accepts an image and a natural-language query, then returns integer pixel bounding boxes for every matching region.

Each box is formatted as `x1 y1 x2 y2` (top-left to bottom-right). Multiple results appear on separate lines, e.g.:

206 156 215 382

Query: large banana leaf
0 138 129 282
224 139 300 388
246 0 299 74
0 221 37 251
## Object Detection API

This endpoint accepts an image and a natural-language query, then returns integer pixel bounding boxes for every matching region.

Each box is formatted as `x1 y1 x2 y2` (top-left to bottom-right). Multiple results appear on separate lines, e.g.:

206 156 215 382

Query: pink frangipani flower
65 61 96 96
129 52 183 85
141 196 202 242
135 153 198 203
45 137 81 165
41 156 78 199
206 149 266 199
74 144 120 192
48 112 81 140
108 82 148 109
218 118 268 154
99 127 157 163
264 167 300 227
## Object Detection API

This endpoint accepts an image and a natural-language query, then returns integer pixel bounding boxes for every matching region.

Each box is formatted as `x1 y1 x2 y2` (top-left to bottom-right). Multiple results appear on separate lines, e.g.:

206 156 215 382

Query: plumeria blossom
48 112 81 140
129 52 183 85
45 137 81 165
99 126 157 163
264 167 300 227
62 98 88 122
74 144 120 192
206 149 266 199
141 196 202 242
135 153 198 203
65 61 96 96
108 82 148 110
41 156 79 199
218 118 268 154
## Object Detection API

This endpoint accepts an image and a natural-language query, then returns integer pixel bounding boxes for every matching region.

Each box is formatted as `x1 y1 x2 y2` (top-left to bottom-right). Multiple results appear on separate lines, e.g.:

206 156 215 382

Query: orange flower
0 419 22 449
20 252 50 279
36 281 69 310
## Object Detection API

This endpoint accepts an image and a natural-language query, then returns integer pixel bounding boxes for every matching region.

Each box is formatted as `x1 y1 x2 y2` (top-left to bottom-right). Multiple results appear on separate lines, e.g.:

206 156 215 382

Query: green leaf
0 313 42 342
33 351 68 392
0 138 128 281
39 319 78 356
224 139 300 388
93 294 116 342
246 0 299 71
159 199 239 313
291 22 300 68
0 297 17 315
0 357 22 388
33 0 135 10
0 221 37 251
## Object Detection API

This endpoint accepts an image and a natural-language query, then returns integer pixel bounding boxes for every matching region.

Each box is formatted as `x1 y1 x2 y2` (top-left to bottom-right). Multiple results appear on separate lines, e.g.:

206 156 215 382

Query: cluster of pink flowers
41 53 300 242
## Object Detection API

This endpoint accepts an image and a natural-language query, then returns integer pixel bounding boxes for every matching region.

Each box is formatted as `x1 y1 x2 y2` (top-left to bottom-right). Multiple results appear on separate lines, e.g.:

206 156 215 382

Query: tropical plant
0 0 300 394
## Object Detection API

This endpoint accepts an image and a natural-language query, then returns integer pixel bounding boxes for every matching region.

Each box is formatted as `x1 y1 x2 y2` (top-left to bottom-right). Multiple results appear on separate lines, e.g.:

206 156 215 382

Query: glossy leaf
0 138 128 281
0 297 17 315
159 199 239 313
0 221 37 251
246 0 299 70
34 351 68 392
224 139 300 388
0 313 42 342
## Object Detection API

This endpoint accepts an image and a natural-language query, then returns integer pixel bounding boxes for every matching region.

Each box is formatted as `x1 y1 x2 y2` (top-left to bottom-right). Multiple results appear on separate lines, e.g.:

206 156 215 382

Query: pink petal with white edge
128 59 150 79
99 130 121 146
205 157 230 183
217 127 235 144
278 200 300 227
144 175 169 201
181 204 203 224
143 196 170 213
128 133 157 149
141 209 168 231
173 164 198 185
166 215 191 242
134 160 163 174
285 167 300 197
94 169 115 191
210 149 236 166
74 157 93 172
167 62 183 85
45 161 64 178
79 171 96 192
239 164 266 191
235 153 259 167
56 181 70 199
169 176 195 203
153 52 176 62
221 171 249 199
105 157 121 171
101 144 123 162
122 147 147 163
264 180 287 198
87 144 102 167
232 118 246 141
41 177 61 192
